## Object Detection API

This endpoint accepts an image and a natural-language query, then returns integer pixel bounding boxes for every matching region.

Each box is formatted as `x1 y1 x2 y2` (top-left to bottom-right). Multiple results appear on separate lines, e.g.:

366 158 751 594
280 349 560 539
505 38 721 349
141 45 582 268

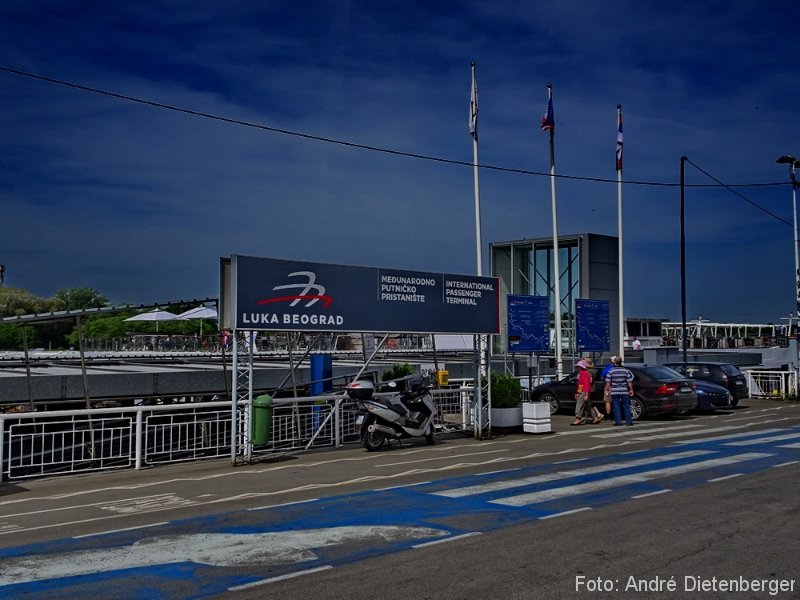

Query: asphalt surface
1 397 799 599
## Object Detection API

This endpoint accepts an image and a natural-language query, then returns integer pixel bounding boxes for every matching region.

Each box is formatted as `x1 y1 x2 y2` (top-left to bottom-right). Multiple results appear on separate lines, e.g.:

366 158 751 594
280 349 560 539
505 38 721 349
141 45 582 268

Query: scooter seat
388 401 407 417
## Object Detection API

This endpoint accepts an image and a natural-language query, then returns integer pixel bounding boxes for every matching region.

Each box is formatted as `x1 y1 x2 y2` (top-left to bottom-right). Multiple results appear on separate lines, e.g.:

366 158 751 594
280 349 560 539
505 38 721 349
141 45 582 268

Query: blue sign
231 255 500 334
507 295 550 353
575 299 611 352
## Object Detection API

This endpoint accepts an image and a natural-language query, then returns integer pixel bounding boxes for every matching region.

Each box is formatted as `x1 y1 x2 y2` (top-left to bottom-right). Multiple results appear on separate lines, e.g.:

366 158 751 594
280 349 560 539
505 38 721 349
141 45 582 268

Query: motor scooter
346 377 436 451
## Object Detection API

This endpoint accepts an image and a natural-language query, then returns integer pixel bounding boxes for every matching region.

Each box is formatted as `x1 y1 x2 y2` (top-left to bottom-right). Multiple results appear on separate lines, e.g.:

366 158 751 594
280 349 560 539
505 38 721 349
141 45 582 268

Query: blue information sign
507 295 550 353
575 299 611 352
230 255 500 334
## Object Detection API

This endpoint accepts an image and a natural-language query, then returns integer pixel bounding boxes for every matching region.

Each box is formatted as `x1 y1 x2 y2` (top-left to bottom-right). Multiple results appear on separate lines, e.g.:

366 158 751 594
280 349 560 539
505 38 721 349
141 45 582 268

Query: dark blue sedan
693 380 733 412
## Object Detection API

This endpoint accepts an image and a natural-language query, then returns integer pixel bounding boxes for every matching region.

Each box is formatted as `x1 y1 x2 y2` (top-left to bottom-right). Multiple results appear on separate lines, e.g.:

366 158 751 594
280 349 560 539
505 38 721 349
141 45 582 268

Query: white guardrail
0 387 475 483
744 369 798 398
9 370 791 483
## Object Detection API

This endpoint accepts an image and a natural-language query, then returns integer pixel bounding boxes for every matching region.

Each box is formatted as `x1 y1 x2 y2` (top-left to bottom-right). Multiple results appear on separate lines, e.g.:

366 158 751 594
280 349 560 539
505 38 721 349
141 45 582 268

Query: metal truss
231 331 254 464
474 334 491 440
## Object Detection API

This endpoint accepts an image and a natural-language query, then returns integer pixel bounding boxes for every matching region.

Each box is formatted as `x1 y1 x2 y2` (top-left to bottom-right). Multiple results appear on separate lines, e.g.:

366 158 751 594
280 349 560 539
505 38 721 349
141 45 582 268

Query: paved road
1 398 799 599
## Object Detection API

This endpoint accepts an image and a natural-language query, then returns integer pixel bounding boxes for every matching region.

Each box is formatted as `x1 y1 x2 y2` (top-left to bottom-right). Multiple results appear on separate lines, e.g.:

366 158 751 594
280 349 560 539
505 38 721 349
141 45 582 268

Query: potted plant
488 372 523 428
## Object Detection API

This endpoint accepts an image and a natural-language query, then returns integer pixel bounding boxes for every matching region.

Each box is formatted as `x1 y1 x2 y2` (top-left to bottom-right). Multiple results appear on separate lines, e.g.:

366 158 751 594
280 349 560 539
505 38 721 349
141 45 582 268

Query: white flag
469 63 478 140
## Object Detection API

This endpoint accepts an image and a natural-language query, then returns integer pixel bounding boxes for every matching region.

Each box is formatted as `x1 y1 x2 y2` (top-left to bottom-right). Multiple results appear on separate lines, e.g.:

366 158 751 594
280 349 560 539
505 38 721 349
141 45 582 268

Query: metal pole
546 83 564 378
617 105 625 362
790 161 800 376
791 161 799 320
471 63 489 438
470 61 483 277
230 333 238 466
21 326 35 412
76 316 92 410
680 156 688 367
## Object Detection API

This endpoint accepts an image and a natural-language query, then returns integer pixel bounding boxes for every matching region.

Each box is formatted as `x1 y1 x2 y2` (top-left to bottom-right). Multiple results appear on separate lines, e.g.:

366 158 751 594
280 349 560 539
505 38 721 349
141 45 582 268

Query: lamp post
777 155 800 385
680 157 688 367
776 155 800 322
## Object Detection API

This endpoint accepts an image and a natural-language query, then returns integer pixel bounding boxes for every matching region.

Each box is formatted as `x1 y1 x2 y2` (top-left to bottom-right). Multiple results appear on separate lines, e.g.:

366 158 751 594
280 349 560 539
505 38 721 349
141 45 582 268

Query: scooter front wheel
425 423 435 445
362 418 385 452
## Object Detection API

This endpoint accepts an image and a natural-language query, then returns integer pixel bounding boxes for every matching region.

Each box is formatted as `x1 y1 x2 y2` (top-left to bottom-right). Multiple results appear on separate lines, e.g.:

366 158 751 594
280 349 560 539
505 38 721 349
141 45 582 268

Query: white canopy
124 309 178 332
176 306 218 320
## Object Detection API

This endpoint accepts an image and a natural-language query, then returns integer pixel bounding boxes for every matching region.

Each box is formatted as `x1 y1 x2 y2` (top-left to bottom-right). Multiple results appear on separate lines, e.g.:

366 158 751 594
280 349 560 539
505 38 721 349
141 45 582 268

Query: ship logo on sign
258 271 333 308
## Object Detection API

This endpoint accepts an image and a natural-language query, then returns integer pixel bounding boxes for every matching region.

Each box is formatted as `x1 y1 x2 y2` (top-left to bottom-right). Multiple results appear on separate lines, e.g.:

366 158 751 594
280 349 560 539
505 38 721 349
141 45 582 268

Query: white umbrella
176 306 218 320
177 305 218 336
124 309 178 333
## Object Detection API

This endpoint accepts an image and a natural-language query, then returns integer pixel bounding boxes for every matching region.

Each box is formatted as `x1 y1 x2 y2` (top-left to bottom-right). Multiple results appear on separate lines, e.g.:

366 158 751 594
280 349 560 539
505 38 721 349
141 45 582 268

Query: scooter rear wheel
362 418 385 451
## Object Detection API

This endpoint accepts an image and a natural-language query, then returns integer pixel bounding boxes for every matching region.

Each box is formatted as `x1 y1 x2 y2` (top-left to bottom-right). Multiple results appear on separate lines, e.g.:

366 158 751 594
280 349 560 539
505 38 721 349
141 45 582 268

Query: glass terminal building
490 233 620 358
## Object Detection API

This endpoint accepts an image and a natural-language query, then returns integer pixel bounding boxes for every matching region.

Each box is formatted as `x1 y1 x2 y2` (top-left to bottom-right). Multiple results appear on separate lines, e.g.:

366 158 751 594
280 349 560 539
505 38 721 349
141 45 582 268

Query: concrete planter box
490 406 523 428
522 401 552 433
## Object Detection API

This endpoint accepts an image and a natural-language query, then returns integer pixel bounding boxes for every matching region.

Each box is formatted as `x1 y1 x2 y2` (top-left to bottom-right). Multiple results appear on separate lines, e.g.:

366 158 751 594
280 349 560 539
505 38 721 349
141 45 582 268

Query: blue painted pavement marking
0 425 798 598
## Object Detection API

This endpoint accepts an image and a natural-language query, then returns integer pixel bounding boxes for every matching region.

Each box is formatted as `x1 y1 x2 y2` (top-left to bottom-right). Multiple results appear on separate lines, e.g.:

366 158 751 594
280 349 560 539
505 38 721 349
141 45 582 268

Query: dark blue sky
1 1 799 322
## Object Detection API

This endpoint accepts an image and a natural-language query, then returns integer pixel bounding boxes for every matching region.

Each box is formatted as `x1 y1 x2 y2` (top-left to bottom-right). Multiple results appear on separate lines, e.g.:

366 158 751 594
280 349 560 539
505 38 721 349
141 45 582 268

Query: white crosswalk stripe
432 450 712 498
591 423 704 439
489 452 773 507
725 432 800 446
627 425 741 440
673 428 787 445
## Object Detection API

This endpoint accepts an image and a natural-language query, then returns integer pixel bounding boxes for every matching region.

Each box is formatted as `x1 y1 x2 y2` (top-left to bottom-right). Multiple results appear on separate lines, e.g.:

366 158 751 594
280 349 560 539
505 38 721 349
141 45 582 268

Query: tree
0 287 50 349
52 287 109 311
0 286 54 317
0 286 112 350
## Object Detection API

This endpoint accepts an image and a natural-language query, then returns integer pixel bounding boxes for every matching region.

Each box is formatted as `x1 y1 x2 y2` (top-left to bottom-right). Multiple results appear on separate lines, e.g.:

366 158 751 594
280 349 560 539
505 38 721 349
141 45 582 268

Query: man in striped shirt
603 356 635 426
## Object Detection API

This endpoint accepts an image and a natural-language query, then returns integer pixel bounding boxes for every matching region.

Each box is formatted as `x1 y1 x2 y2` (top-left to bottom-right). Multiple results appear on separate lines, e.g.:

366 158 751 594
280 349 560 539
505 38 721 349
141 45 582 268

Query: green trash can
252 394 273 445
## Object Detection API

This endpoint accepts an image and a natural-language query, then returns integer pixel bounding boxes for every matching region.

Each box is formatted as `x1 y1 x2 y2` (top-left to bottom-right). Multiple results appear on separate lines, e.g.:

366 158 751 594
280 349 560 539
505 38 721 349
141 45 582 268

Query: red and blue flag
540 96 554 131
616 109 624 171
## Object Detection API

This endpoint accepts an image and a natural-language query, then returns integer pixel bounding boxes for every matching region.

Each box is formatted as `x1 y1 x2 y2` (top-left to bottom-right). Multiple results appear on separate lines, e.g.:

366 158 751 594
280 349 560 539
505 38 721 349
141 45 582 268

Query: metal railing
0 388 474 483
744 369 798 398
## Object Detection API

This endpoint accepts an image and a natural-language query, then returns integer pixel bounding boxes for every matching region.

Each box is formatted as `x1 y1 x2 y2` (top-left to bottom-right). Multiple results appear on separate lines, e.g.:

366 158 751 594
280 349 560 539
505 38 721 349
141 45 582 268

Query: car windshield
720 364 742 376
641 365 683 380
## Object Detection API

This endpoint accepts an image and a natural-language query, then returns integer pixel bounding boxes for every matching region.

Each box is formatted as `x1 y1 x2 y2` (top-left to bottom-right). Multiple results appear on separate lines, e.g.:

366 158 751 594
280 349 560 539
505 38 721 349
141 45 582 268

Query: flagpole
471 61 483 276
469 61 487 439
545 83 564 378
616 104 625 362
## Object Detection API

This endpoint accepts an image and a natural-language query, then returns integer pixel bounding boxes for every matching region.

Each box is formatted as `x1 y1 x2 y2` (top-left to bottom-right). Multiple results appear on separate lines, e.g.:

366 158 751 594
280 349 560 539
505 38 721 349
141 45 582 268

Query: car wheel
629 396 645 421
541 393 559 415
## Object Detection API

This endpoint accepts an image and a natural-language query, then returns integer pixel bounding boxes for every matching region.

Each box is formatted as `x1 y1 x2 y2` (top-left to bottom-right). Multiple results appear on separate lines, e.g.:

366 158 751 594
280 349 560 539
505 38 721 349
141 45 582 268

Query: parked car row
530 361 745 421
664 361 748 406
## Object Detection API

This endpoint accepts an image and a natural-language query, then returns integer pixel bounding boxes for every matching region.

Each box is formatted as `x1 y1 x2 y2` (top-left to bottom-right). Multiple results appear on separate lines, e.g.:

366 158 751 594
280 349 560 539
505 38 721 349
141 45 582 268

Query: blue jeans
612 393 633 425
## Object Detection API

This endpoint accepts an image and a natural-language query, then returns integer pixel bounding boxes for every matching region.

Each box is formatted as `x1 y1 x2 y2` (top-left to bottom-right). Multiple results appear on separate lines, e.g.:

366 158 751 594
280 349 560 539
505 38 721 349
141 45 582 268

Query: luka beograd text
241 312 344 326
380 274 495 306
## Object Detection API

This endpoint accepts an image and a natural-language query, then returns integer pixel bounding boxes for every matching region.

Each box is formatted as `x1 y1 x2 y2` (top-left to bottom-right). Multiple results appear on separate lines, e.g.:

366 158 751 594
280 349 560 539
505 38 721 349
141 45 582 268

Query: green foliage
488 372 522 408
0 324 36 349
0 286 54 317
0 286 218 350
52 287 109 310
0 287 51 349
382 363 414 381
65 313 137 347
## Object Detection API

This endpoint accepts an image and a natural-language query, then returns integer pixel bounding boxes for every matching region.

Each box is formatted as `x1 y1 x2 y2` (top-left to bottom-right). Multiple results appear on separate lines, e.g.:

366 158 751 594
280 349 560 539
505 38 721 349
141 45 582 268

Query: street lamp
776 155 800 323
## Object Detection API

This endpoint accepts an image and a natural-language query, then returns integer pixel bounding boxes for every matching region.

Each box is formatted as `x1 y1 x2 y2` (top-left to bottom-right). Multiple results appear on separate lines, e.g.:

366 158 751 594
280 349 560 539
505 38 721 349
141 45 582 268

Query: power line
684 158 793 228
0 64 791 190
